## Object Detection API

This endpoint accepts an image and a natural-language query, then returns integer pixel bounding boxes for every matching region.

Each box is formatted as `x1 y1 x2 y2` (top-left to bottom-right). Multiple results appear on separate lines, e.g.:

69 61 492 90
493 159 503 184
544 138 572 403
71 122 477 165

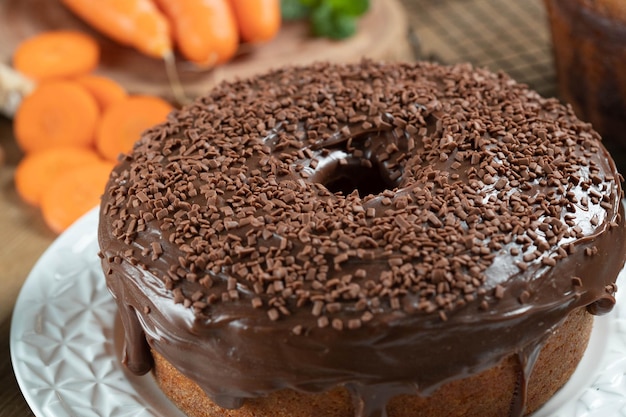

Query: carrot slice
14 147 104 207
13 30 100 80
96 95 173 161
14 80 100 153
41 161 115 234
75 74 128 112
229 0 281 43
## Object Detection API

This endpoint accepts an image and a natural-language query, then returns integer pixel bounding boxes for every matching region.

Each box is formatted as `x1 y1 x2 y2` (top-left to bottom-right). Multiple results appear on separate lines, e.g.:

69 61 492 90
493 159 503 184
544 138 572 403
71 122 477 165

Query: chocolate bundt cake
98 60 626 417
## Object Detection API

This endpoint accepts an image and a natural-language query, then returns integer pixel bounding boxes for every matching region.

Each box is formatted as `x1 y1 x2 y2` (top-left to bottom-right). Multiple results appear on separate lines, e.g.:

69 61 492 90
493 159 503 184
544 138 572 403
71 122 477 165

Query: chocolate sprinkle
100 60 624 333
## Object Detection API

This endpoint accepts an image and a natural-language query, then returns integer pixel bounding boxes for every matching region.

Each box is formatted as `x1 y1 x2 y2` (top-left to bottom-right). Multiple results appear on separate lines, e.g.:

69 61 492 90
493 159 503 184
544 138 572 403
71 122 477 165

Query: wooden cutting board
0 0 413 102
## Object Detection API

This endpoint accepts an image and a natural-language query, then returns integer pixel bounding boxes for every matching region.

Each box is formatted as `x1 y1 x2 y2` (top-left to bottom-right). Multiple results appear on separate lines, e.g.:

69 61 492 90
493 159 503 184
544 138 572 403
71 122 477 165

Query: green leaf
281 0 312 20
329 13 357 39
310 3 335 37
311 4 358 40
326 0 370 16
283 0 366 39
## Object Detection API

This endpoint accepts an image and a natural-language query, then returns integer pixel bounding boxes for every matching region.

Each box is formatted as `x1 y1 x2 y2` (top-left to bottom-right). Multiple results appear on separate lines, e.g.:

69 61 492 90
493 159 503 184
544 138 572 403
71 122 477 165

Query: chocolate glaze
98 61 626 417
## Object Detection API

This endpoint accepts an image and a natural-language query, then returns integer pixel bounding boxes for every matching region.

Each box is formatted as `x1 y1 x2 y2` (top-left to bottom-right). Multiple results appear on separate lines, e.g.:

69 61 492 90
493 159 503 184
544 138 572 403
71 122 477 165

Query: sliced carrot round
13 30 100 80
75 74 128 112
14 147 104 207
14 81 100 153
96 95 173 161
41 161 115 234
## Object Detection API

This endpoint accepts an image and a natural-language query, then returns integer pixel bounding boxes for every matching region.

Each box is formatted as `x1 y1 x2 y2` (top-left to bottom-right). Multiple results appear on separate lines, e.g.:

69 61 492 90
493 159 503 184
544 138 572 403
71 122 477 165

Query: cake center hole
324 158 392 197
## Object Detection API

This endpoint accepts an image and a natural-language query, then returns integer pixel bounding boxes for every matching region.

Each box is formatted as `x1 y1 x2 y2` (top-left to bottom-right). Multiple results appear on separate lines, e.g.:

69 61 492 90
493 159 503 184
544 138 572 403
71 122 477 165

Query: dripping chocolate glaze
98 61 626 417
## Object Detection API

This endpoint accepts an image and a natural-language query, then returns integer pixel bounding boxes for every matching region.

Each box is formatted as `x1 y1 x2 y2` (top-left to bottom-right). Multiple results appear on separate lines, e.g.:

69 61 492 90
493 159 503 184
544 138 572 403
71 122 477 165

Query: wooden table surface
0 0 564 415
0 116 46 416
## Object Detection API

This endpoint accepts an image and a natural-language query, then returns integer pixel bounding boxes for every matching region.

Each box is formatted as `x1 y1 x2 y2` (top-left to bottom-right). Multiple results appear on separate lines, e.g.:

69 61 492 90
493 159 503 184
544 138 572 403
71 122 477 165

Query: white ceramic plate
10 208 626 417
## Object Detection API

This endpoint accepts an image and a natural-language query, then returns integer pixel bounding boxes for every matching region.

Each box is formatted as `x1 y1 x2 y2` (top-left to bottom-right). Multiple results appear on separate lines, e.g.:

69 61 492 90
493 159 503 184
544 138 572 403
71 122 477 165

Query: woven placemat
402 0 556 98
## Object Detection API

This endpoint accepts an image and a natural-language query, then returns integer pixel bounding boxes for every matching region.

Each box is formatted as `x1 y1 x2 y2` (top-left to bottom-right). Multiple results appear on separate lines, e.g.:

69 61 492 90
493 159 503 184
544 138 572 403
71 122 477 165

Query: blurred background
403 0 555 97
2 0 626 415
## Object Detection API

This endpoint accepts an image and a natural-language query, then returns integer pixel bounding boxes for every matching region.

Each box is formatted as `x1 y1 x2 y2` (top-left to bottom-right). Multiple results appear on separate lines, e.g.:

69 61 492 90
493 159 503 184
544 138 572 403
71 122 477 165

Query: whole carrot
60 0 172 59
153 0 239 66
229 0 281 43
